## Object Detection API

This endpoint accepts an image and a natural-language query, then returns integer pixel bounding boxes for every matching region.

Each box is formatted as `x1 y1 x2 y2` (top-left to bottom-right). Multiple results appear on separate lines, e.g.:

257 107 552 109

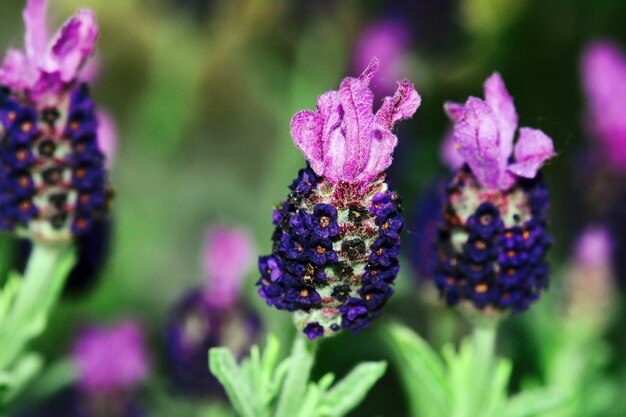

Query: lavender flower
0 0 110 243
581 41 626 175
257 58 420 339
165 226 260 396
432 73 555 314
564 226 615 331
70 321 149 417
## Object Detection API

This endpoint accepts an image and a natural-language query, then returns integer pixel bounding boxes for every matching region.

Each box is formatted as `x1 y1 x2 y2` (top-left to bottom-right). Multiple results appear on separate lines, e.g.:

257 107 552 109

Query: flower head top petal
0 0 98 103
72 321 149 392
291 58 421 185
581 41 626 174
202 226 254 309
444 73 555 190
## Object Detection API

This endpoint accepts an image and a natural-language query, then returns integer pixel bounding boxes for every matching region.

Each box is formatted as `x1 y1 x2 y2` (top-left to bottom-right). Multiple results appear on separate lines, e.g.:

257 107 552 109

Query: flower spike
260 60 420 339
433 73 554 315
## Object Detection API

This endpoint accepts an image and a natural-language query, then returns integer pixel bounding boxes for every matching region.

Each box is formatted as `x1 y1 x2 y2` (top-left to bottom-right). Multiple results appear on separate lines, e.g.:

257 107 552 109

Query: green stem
0 243 73 370
274 332 318 417
470 323 497 417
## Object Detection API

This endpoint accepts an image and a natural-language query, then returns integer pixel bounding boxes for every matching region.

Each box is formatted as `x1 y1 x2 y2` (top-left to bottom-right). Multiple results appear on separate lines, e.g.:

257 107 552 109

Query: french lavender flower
432 73 555 314
71 321 149 417
257 58 420 339
581 41 626 175
0 0 110 244
165 226 260 396
564 227 616 332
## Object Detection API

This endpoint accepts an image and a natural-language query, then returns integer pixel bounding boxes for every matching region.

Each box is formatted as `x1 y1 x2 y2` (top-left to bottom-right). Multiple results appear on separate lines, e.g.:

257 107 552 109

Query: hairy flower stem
0 243 74 371
274 332 318 417
469 323 498 417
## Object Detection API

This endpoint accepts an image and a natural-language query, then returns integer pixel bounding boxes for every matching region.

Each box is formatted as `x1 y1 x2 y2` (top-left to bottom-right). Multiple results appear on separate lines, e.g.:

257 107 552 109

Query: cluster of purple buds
432 73 555 314
0 0 110 244
165 227 260 396
258 59 420 339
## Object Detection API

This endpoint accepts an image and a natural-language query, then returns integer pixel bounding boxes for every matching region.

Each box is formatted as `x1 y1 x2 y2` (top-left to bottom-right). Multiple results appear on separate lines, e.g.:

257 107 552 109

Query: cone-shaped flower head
0 0 110 243
581 41 626 175
165 226 260 396
72 321 149 393
257 59 420 339
433 73 555 314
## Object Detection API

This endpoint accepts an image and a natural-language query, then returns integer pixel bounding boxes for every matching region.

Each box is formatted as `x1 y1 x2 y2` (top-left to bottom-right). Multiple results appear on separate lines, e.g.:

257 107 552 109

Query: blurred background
2 0 626 416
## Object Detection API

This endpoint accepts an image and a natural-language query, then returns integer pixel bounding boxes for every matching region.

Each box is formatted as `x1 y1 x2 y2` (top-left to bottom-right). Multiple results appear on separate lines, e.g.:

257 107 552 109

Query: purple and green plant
0 0 111 408
386 73 566 417
211 59 419 417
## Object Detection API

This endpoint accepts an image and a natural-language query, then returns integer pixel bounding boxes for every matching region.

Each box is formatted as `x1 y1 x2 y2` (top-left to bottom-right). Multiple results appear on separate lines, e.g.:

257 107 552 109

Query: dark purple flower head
257 61 418 339
165 288 260 397
432 167 551 314
0 1 111 243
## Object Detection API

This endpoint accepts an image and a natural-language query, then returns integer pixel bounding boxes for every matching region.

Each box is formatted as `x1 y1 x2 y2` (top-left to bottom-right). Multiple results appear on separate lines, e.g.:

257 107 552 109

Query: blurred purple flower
574 226 613 267
444 73 555 190
97 109 119 167
353 20 410 97
291 58 421 185
202 226 254 309
72 321 149 392
581 41 626 175
0 0 98 103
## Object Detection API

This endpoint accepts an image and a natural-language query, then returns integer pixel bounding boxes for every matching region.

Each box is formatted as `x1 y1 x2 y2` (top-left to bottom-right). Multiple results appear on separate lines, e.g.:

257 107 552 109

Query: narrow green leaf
500 387 569 417
385 323 450 417
274 334 317 417
318 372 335 391
297 383 323 417
0 353 43 404
320 361 387 417
0 273 21 322
261 335 280 381
209 348 260 417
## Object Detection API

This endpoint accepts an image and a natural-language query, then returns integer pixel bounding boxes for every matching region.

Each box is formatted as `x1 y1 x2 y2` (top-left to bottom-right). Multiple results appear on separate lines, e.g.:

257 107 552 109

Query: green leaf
209 348 260 417
274 334 317 417
385 322 450 417
297 383 323 417
0 353 43 404
500 387 569 417
319 361 387 417
0 273 21 322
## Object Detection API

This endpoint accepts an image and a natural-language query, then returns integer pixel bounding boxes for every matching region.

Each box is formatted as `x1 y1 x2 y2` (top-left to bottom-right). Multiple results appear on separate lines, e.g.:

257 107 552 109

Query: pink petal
374 79 421 130
338 71 375 181
318 91 345 182
291 109 324 174
440 129 464 170
46 9 98 82
582 41 626 107
203 227 254 309
24 0 49 59
96 109 118 168
508 127 555 178
454 97 503 189
0 49 32 90
444 101 464 122
484 72 518 161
